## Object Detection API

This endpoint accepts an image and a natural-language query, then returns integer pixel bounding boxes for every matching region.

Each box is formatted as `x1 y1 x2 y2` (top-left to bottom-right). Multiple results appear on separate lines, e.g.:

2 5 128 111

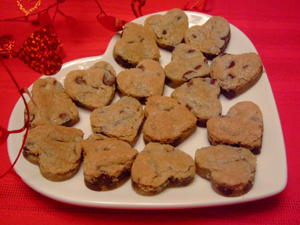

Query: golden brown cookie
210 52 263 99
143 96 197 146
25 77 79 128
64 61 116 110
23 125 83 181
184 16 230 59
90 96 144 146
131 142 195 196
82 135 138 191
144 8 189 51
116 59 165 103
113 22 161 68
195 145 257 197
207 101 263 154
164 43 210 88
171 77 221 126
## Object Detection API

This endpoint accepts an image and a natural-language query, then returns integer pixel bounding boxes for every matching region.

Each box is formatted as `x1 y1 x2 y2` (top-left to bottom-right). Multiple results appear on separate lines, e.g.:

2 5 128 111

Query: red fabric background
1 0 300 224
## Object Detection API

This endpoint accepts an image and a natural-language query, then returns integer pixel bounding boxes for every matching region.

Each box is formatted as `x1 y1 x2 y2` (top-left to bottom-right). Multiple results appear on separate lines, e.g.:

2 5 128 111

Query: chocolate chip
75 77 86 85
221 35 229 41
138 65 145 71
217 185 233 196
53 80 60 87
59 113 70 121
194 65 202 70
185 104 192 111
228 73 235 79
220 53 228 57
222 89 236 99
22 147 31 158
183 70 195 80
187 80 194 87
210 79 216 85
163 30 167 35
227 61 235 69
103 70 116 86
187 49 196 53
84 169 130 191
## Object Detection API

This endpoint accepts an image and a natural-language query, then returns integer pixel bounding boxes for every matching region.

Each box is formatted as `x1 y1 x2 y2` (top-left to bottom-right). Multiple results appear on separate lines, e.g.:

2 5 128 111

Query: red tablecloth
1 0 300 224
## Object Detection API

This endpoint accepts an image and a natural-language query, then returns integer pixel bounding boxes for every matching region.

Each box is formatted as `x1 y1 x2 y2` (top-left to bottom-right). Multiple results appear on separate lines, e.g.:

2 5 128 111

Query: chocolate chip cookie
171 77 222 126
207 101 263 154
90 96 144 146
23 125 83 181
25 77 79 128
131 142 195 195
116 59 165 103
143 96 197 146
144 8 189 51
210 52 263 99
184 16 231 59
195 145 257 197
64 61 117 110
113 22 161 68
164 43 210 88
82 135 138 191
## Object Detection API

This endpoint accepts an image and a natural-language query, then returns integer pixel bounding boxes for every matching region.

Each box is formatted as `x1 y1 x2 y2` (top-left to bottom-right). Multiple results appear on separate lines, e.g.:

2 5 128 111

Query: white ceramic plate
7 11 287 209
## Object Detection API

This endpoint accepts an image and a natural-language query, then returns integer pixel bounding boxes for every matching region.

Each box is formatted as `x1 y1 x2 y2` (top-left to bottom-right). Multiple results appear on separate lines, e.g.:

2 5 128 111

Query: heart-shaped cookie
184 16 230 59
171 77 222 126
64 61 117 110
143 96 197 146
113 22 160 68
206 101 263 154
23 125 83 181
25 77 79 128
131 142 195 196
82 135 138 191
164 43 210 88
90 96 144 147
195 145 257 197
144 8 189 51
210 52 263 99
116 59 165 103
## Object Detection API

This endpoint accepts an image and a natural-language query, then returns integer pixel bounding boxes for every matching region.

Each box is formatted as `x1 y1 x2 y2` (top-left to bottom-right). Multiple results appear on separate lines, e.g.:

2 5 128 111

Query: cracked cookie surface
171 77 221 126
195 145 257 197
64 61 116 110
23 125 83 181
82 134 138 191
144 8 189 51
131 142 195 196
90 96 144 146
164 43 210 88
143 96 197 146
210 52 263 99
207 101 263 154
116 59 165 103
25 77 79 128
184 16 230 59
113 22 160 68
